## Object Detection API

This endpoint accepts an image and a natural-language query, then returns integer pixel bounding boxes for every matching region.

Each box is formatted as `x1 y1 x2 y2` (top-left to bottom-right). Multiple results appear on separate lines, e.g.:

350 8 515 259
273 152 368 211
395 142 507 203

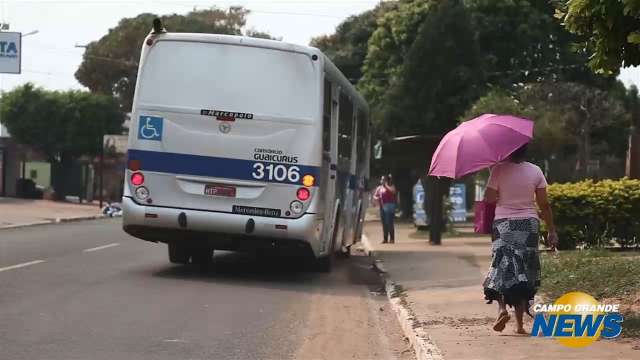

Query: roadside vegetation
540 250 640 338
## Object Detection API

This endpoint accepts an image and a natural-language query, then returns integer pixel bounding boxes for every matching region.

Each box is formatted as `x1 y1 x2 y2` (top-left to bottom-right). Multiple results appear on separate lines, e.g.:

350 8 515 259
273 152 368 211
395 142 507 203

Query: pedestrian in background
482 143 558 335
373 176 385 222
379 174 397 244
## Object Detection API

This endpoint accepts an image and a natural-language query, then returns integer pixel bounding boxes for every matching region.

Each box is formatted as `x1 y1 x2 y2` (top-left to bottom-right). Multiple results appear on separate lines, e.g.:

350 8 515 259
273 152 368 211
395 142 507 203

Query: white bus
122 21 371 271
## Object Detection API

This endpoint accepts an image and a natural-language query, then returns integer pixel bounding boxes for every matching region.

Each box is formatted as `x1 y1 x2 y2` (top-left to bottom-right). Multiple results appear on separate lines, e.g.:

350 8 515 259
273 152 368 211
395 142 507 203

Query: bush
547 178 640 249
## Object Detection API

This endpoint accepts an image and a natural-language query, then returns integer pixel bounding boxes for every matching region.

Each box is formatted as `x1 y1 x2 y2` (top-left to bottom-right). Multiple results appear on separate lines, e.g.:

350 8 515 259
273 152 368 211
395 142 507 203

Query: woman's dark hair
509 143 529 163
385 174 394 186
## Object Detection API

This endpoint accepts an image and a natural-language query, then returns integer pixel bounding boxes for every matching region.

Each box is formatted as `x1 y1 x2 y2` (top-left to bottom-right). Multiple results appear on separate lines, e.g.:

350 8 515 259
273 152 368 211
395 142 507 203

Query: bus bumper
121 196 325 257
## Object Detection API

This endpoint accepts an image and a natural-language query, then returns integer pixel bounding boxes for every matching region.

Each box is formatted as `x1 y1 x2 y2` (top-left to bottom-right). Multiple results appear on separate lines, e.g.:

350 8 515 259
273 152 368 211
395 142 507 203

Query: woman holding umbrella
482 143 558 334
429 114 558 335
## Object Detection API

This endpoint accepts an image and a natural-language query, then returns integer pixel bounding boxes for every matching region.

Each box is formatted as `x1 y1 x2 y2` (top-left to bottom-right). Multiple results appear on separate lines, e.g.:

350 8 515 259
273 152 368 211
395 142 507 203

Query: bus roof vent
152 18 166 34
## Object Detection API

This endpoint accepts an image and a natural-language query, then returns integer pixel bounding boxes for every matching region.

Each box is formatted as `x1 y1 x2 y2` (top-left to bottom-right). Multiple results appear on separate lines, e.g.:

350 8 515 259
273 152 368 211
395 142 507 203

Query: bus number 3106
252 163 301 183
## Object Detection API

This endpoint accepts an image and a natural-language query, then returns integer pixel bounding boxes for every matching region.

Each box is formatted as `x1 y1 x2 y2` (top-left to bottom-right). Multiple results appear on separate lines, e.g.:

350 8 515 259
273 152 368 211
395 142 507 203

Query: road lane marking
0 260 46 273
83 243 120 253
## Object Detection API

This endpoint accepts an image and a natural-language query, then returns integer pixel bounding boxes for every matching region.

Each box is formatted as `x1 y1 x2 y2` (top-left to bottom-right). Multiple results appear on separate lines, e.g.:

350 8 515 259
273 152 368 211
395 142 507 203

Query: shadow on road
149 250 385 293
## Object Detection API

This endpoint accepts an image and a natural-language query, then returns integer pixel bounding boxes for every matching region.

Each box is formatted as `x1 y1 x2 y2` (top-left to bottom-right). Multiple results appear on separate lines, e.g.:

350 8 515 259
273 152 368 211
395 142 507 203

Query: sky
0 0 638 92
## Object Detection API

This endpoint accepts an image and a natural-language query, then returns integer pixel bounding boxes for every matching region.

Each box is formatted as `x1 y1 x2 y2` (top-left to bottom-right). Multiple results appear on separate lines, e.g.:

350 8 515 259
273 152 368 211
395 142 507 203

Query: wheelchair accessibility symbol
138 116 163 141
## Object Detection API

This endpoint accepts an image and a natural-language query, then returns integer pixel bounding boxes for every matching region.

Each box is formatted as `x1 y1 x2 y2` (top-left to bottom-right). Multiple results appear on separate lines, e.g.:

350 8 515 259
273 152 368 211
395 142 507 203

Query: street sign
103 134 128 155
0 32 21 74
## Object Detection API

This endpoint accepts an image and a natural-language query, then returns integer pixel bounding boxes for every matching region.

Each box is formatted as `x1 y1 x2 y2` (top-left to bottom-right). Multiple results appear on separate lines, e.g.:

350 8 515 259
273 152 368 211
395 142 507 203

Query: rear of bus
122 32 327 262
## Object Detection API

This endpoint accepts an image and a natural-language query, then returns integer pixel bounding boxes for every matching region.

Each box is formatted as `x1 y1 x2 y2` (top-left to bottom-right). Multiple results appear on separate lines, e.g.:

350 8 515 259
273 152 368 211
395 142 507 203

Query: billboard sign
103 134 128 155
413 180 428 227
449 183 467 222
0 32 21 74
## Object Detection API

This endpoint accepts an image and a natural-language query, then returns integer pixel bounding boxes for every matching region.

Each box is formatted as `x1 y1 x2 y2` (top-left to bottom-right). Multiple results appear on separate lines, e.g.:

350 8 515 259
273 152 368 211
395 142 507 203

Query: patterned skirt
483 218 541 309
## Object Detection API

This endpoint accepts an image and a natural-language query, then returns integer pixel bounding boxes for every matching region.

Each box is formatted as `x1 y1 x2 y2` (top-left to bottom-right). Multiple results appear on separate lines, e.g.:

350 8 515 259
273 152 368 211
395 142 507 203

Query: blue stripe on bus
128 149 320 186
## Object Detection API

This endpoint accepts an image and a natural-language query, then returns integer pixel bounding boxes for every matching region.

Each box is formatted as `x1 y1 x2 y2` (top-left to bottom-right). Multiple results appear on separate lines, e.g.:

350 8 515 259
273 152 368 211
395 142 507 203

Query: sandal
492 311 510 332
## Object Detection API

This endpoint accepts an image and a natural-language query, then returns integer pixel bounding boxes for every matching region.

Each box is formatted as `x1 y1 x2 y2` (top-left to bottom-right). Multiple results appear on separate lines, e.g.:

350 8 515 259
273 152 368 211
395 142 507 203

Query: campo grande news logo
532 291 624 347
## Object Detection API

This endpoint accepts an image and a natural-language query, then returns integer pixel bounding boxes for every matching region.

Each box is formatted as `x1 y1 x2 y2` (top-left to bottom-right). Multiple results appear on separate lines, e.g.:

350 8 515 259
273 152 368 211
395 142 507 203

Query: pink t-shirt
487 161 548 220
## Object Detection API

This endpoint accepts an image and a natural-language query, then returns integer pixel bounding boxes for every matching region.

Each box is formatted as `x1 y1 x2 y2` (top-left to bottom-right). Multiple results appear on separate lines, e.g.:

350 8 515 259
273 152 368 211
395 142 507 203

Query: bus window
357 109 368 158
323 79 332 152
137 41 317 120
338 92 353 160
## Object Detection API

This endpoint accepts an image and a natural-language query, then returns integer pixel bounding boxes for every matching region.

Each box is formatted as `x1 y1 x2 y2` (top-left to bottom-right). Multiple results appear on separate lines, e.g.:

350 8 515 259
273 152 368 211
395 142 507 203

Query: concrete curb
54 214 108 223
362 234 445 360
0 221 53 230
0 214 109 231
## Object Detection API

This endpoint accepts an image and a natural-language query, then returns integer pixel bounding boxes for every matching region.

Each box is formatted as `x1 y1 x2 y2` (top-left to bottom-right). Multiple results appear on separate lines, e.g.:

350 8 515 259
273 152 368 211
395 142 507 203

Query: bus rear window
137 41 318 120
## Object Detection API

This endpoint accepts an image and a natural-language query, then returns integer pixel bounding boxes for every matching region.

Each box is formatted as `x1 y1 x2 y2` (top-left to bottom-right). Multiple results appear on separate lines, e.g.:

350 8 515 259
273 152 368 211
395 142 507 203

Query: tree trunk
426 176 451 245
394 168 414 220
627 129 640 179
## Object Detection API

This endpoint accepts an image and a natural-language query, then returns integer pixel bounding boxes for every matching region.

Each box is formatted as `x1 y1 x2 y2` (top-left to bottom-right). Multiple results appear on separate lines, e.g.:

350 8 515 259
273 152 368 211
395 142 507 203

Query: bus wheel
191 246 214 266
168 242 190 264
317 213 340 272
316 254 332 272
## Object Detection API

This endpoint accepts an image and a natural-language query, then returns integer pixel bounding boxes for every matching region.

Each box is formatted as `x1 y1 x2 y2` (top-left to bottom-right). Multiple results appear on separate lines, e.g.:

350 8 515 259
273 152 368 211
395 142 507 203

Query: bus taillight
302 175 315 187
131 172 145 186
296 187 310 201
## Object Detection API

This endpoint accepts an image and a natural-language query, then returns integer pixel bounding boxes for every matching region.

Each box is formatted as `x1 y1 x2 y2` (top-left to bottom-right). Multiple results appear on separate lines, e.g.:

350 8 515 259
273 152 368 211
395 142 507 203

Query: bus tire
316 254 332 272
191 246 214 266
168 242 190 264
317 210 341 272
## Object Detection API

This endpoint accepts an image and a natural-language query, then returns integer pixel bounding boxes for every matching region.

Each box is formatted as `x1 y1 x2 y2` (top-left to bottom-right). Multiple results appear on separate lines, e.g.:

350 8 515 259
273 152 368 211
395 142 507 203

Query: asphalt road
0 219 411 360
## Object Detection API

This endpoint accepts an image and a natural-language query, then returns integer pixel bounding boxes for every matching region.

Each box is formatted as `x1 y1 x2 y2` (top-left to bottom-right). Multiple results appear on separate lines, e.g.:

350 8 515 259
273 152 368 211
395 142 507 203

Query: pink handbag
474 201 496 234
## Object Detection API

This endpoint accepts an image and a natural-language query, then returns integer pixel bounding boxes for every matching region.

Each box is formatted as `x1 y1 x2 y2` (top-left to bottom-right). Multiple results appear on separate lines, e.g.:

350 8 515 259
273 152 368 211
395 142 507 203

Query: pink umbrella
428 114 534 178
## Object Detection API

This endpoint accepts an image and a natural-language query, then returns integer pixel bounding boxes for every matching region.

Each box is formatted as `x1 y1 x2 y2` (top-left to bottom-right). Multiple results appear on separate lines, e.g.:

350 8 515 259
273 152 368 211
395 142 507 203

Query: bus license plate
204 184 236 197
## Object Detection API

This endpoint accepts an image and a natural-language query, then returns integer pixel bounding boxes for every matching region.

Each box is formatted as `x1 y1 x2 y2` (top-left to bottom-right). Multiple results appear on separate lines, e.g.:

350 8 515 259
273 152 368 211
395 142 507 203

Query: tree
527 82 628 177
359 0 612 136
462 87 573 167
380 0 484 136
464 82 630 180
360 0 433 107
76 7 270 111
0 84 125 197
310 2 395 84
468 0 607 88
626 86 640 178
553 0 640 73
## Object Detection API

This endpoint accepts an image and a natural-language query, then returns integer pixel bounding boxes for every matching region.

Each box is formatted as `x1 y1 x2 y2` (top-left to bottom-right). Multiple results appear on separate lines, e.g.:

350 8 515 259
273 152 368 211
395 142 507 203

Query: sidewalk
362 219 640 360
0 198 104 229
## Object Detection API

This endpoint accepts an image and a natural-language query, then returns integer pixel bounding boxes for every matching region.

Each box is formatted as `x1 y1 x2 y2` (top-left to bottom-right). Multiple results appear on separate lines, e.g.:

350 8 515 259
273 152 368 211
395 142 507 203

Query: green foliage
463 82 630 171
547 178 640 249
0 83 124 161
1 84 124 197
554 0 640 73
461 88 526 120
360 0 432 107
541 250 640 337
469 0 602 87
75 7 270 111
379 0 484 136
357 0 609 138
310 3 392 83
